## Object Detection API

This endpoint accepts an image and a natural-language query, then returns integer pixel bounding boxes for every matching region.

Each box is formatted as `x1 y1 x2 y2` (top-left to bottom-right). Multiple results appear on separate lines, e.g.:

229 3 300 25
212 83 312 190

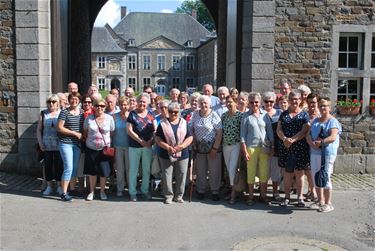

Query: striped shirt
58 109 84 144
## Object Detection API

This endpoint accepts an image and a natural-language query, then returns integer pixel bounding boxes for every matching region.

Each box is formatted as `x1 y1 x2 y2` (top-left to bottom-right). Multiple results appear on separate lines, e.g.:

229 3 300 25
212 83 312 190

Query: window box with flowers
336 99 361 115
369 99 375 115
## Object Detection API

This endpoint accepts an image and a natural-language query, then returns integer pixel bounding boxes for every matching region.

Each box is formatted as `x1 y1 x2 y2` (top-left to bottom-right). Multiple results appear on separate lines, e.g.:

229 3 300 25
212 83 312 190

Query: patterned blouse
84 114 115 151
221 111 242 146
127 110 155 148
191 110 222 143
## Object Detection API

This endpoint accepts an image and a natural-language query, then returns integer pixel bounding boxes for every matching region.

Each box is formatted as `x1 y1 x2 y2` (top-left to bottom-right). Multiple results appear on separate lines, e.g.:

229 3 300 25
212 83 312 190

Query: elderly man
202 83 220 108
105 94 120 115
110 88 120 99
213 86 229 117
124 87 135 97
88 85 99 96
143 85 153 94
68 82 79 94
278 80 291 97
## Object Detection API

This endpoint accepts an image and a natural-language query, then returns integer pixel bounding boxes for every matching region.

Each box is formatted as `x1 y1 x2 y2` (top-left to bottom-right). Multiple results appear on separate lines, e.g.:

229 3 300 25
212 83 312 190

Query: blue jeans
128 147 152 196
59 143 81 181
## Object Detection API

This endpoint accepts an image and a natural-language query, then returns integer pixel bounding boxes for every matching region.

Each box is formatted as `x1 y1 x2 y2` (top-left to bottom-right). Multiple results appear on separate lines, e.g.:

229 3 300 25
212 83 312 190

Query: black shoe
69 190 82 198
212 194 220 201
197 192 205 200
61 193 72 202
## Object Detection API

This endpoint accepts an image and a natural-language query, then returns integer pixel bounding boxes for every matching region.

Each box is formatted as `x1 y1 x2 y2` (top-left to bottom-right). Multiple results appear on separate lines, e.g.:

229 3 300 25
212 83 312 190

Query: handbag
95 119 115 158
36 110 45 161
315 143 329 187
232 155 247 192
196 139 214 154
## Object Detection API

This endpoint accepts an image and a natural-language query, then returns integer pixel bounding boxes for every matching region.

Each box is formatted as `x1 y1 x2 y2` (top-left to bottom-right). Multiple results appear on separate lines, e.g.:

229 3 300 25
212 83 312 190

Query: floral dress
221 111 242 146
278 110 310 170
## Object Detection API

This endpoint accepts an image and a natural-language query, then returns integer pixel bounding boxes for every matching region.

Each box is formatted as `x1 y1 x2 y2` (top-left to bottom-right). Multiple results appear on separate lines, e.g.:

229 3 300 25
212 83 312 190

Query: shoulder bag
95 119 115 158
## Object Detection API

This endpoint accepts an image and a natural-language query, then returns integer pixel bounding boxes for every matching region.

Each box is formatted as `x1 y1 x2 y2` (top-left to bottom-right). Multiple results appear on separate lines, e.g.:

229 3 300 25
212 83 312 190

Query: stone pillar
241 0 275 92
15 0 51 173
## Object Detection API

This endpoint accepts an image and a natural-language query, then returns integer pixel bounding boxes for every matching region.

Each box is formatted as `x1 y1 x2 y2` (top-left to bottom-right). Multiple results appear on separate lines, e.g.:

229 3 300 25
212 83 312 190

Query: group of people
37 81 341 213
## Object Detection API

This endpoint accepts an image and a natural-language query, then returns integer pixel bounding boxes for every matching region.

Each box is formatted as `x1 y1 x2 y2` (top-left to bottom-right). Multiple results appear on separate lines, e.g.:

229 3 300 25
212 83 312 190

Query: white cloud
94 0 121 27
160 9 173 13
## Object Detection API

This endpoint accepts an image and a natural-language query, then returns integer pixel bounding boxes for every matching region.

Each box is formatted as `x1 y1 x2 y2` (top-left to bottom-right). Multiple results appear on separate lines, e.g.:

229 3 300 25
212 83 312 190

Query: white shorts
310 154 335 189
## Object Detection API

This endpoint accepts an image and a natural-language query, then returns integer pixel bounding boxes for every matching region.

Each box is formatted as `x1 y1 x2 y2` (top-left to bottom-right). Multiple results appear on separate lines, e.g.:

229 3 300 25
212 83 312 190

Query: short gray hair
217 86 229 94
248 92 262 101
297 84 311 94
262 91 276 101
168 102 180 112
197 95 211 106
289 90 301 99
189 92 201 103
238 91 249 100
137 92 151 104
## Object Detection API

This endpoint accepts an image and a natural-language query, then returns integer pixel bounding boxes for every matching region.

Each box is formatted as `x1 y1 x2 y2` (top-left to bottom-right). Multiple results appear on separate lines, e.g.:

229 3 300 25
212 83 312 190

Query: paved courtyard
0 172 374 250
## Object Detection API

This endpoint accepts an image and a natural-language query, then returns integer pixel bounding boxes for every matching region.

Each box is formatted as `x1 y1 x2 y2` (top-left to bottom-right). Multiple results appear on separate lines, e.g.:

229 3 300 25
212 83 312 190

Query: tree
175 0 215 31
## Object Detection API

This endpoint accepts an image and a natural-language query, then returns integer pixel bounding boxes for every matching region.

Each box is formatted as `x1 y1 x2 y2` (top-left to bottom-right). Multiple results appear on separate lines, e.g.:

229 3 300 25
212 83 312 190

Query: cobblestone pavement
1 172 374 192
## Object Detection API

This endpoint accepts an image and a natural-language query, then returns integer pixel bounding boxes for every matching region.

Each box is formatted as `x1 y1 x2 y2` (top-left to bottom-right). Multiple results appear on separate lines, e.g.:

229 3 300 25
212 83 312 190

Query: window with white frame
172 78 180 89
97 56 106 69
372 36 375 68
337 79 361 101
128 78 136 90
128 54 136 70
172 55 181 71
370 79 375 101
157 55 165 70
186 78 194 87
97 77 105 90
187 55 195 70
338 33 362 69
143 78 151 86
143 55 151 70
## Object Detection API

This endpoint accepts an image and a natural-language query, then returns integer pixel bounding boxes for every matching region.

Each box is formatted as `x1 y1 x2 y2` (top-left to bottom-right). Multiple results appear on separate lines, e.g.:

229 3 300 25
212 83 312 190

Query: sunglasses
95 104 106 108
47 100 57 104
250 101 259 104
160 106 168 109
168 110 179 115
83 101 92 104
264 100 274 104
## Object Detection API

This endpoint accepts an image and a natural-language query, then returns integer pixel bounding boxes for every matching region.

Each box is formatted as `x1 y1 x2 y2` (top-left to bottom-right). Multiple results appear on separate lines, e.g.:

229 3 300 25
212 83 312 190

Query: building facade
91 11 218 94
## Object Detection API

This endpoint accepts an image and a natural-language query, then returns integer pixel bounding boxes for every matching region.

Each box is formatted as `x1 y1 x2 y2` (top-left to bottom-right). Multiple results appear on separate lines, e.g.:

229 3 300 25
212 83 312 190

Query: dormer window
186 40 193 47
128 38 135 46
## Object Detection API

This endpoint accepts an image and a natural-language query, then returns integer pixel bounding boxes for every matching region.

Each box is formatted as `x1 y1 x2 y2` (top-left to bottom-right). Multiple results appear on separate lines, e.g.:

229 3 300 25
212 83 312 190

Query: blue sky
94 0 184 27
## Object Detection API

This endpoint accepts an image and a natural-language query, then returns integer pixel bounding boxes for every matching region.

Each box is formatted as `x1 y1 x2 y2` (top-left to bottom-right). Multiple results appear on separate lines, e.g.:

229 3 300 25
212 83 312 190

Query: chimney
191 9 197 20
121 6 127 19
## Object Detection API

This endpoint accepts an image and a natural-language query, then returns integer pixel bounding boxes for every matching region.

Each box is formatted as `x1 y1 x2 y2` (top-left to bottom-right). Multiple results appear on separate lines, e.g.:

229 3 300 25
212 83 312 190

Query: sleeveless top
42 109 61 151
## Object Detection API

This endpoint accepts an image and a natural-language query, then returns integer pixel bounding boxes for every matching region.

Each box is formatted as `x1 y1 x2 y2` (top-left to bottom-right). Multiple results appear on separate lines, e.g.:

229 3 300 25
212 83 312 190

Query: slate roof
113 12 212 48
91 27 125 53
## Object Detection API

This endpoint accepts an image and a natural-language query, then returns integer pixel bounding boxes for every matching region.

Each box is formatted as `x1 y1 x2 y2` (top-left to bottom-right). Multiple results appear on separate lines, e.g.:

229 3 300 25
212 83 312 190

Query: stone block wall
275 0 375 173
0 0 17 170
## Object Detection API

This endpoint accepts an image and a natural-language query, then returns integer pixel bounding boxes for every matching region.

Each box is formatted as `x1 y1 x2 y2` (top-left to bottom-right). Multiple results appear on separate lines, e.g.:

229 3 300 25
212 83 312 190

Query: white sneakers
86 192 94 201
42 186 53 196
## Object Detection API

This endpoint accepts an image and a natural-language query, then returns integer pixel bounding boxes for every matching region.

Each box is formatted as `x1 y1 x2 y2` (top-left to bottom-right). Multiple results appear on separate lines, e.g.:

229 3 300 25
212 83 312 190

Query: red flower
353 99 358 103
371 99 375 103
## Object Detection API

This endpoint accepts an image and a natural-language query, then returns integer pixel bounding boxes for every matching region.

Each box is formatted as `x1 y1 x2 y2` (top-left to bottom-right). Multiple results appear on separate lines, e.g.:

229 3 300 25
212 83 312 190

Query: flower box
337 106 361 116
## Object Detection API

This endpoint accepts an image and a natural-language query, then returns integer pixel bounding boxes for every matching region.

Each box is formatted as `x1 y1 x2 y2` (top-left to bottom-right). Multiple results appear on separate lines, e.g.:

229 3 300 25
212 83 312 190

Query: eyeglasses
47 100 57 104
250 101 259 104
95 104 106 108
264 100 274 104
160 106 168 109
168 110 179 115
83 101 92 104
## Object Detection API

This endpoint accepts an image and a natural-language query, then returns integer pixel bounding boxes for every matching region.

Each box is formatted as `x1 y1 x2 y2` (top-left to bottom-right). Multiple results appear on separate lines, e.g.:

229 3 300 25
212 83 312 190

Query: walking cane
189 157 196 202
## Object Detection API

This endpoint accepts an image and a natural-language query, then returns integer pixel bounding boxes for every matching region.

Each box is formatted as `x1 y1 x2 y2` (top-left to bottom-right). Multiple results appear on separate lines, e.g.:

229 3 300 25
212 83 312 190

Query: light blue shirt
310 117 341 156
240 109 274 148
210 95 220 108
112 113 129 147
212 101 228 118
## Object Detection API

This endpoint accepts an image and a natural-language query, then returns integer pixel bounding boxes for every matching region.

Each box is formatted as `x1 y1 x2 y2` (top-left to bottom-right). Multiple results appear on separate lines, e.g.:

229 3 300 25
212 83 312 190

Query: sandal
280 198 289 207
297 199 305 208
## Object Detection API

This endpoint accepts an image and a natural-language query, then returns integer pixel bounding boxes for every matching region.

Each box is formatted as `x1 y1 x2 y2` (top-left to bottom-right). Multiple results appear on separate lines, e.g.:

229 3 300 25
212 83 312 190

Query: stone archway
110 78 120 90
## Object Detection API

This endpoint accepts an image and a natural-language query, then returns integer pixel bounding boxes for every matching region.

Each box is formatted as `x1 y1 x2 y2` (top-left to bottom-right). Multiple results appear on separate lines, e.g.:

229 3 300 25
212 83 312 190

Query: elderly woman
297 84 311 110
277 95 289 111
155 102 193 204
37 94 63 196
221 95 242 204
230 88 239 100
155 99 170 125
181 92 200 123
127 93 157 201
191 95 223 201
83 98 115 201
179 92 190 110
241 92 274 205
169 88 180 103
305 93 321 202
237 92 249 113
113 96 131 197
263 91 283 201
306 98 341 213
57 92 68 110
277 90 310 207
57 92 84 201
129 96 137 111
